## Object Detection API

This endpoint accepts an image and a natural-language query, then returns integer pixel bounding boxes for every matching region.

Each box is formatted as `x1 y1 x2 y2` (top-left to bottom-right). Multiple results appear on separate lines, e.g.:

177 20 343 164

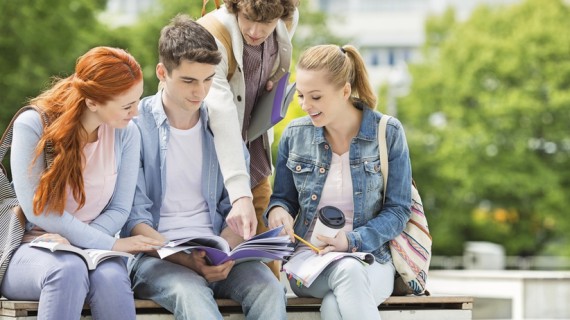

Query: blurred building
99 0 156 28
101 0 521 92
310 0 521 90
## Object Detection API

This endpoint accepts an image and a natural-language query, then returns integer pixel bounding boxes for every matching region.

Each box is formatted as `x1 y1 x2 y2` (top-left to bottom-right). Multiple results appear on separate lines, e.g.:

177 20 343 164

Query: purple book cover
270 72 290 124
202 248 286 265
161 226 293 266
247 72 296 141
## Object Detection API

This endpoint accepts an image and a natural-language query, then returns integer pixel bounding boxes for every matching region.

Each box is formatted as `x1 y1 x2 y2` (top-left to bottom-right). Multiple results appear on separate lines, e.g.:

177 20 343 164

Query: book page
224 226 293 264
84 249 133 267
29 241 94 269
29 241 133 270
283 250 374 287
156 226 293 265
157 234 230 260
165 234 229 252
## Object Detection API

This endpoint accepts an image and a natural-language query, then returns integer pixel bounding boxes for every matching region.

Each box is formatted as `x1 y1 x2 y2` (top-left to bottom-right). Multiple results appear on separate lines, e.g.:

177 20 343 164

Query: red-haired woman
0 47 164 320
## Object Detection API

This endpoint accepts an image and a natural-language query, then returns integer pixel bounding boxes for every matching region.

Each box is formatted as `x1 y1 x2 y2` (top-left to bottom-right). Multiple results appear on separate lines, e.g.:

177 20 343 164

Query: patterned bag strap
378 115 392 204
0 105 54 168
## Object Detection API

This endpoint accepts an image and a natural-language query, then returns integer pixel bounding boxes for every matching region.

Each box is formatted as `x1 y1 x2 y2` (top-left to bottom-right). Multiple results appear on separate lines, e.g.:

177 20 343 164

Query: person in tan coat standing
201 0 299 277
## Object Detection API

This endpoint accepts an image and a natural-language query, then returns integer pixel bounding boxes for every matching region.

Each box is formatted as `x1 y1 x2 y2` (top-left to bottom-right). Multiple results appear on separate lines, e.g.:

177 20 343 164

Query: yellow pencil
293 234 321 254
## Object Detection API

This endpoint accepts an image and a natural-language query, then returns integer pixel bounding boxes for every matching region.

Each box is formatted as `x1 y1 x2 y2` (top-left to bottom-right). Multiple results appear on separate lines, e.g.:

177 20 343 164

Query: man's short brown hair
159 14 221 74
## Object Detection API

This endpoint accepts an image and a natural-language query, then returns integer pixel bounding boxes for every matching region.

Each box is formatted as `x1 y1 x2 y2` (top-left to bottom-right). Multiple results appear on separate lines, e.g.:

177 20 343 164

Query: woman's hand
268 206 294 242
112 235 166 253
35 233 70 245
316 230 349 255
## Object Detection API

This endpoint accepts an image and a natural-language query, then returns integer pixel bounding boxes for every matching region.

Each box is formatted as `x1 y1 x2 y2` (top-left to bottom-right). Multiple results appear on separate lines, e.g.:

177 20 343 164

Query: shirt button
324 144 329 150
304 220 309 225
319 167 325 174
281 68 286 72
295 165 302 172
311 194 317 201
237 95 242 102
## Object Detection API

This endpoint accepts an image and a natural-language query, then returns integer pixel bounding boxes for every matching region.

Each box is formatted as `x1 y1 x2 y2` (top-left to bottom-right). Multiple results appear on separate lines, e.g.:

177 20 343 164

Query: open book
29 239 133 270
247 72 296 141
283 249 375 287
157 226 293 265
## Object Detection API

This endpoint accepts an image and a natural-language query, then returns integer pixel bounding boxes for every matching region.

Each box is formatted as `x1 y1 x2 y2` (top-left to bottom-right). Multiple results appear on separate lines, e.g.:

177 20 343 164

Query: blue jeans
290 258 395 320
129 255 287 320
0 244 136 320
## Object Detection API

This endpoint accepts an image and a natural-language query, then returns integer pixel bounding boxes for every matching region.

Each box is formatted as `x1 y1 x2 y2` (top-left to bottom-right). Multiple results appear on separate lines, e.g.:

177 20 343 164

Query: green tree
106 0 345 162
397 0 570 256
0 0 107 132
290 1 345 56
272 1 347 162
102 0 208 96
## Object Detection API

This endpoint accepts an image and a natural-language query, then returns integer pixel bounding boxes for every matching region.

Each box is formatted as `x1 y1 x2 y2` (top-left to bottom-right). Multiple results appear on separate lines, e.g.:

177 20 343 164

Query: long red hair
31 46 142 216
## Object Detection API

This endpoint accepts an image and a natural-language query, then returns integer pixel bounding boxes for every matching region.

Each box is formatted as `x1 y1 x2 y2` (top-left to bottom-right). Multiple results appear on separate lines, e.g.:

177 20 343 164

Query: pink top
65 124 116 223
23 124 117 242
302 152 355 248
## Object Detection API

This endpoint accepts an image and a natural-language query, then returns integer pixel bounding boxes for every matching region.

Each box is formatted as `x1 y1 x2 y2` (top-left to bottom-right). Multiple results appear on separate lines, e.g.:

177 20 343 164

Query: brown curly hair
224 0 295 22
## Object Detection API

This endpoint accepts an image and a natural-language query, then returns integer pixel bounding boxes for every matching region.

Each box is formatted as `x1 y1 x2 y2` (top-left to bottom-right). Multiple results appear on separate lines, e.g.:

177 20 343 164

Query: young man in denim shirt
122 15 286 320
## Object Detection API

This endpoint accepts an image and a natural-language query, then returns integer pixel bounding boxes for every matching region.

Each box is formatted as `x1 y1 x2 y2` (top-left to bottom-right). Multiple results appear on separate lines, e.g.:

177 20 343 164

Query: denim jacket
121 91 232 238
266 105 412 263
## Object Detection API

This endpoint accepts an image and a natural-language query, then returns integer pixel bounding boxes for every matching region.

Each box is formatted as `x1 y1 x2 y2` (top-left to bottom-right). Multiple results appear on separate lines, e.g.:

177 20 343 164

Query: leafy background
1 0 569 258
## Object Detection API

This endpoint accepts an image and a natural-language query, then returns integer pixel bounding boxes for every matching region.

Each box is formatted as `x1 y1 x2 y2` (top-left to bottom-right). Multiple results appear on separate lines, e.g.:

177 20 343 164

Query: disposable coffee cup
310 206 346 247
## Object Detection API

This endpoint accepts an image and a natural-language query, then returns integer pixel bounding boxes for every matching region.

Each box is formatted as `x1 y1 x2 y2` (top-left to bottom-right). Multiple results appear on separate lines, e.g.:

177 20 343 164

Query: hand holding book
156 226 293 265
283 249 374 287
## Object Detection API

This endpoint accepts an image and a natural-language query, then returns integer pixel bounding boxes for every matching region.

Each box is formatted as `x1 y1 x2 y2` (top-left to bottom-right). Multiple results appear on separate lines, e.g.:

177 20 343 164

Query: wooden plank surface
0 295 474 316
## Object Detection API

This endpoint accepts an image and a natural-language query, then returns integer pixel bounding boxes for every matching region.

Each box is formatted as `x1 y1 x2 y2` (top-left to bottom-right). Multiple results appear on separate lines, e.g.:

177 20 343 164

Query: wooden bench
0 296 473 320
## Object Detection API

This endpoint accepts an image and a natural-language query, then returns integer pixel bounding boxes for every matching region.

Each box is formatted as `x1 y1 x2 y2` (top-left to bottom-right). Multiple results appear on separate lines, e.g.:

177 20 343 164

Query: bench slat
0 295 473 317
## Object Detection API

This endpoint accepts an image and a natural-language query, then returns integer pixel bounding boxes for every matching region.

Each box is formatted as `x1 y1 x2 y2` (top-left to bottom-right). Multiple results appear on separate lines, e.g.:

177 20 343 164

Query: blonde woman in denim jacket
266 44 413 320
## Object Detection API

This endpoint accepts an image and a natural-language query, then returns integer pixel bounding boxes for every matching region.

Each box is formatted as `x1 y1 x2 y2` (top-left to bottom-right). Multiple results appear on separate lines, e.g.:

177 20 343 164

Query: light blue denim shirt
121 91 232 238
11 110 140 250
265 104 412 263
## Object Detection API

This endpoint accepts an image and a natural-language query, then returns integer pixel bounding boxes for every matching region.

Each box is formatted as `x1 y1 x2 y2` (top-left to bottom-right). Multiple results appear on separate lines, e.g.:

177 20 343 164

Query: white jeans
290 258 395 320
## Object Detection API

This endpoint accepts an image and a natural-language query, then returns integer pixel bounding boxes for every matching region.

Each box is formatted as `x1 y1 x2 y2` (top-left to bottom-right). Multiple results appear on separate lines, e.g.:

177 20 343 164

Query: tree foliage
397 0 570 256
0 0 107 132
101 0 207 96
0 0 341 164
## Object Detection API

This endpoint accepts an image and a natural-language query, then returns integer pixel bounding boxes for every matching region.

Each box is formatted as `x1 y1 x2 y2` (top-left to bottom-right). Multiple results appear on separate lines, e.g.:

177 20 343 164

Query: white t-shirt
158 120 214 241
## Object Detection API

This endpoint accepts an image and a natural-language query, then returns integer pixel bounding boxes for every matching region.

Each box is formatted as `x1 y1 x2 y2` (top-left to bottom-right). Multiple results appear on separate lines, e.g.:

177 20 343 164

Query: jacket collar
150 90 210 129
312 102 378 145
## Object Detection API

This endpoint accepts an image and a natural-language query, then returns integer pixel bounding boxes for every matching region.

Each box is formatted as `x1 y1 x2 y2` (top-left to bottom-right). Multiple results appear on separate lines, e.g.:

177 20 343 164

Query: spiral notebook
247 72 296 141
